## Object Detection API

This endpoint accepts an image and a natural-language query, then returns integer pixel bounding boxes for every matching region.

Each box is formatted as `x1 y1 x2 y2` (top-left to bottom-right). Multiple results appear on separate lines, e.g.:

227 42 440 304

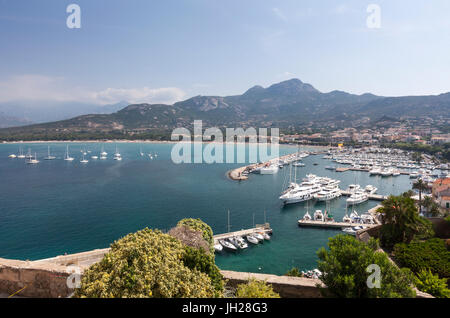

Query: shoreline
0 139 331 149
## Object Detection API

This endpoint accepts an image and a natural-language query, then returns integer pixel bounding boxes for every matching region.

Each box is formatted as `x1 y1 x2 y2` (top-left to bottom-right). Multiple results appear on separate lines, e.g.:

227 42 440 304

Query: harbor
0 142 420 275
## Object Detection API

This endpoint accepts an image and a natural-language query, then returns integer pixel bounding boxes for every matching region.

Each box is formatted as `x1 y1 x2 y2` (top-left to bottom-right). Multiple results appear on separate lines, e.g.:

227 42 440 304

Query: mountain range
0 78 449 140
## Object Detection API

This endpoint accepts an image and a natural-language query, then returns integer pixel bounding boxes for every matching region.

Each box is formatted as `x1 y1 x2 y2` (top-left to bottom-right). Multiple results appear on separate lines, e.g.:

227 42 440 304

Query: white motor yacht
364 185 377 195
313 210 324 221
259 164 279 174
253 232 264 241
214 243 223 252
219 239 237 251
346 191 369 205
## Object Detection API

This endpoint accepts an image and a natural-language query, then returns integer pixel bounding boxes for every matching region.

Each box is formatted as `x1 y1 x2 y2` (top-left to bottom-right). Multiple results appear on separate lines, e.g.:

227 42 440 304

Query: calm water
0 142 414 275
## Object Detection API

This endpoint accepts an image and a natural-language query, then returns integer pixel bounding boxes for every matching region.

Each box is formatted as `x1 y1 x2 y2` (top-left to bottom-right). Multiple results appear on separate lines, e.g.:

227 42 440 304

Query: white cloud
0 75 186 105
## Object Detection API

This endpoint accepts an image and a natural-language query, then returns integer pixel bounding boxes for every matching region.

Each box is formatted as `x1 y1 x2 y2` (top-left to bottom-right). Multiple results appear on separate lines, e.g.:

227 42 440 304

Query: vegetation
177 218 214 252
317 235 416 298
74 228 218 298
182 246 224 296
235 279 280 298
393 238 450 280
377 195 434 249
414 269 450 298
422 196 441 217
391 142 450 162
284 267 303 277
412 179 428 214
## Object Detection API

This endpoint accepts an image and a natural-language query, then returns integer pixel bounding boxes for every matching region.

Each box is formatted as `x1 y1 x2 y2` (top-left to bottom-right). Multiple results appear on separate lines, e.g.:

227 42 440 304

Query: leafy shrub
74 228 217 298
235 279 280 298
284 267 303 277
414 269 450 298
177 218 214 252
317 235 416 298
393 238 450 279
182 246 224 296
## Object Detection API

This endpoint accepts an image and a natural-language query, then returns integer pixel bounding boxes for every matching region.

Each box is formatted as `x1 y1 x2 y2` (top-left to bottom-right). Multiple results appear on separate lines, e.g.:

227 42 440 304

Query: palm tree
413 178 427 214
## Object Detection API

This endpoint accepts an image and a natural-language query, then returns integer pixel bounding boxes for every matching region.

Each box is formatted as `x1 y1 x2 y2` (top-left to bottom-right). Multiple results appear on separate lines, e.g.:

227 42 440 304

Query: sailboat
80 153 89 163
64 145 74 161
100 145 108 157
25 148 33 159
44 145 56 160
17 147 25 159
27 152 40 164
113 146 122 160
139 146 144 157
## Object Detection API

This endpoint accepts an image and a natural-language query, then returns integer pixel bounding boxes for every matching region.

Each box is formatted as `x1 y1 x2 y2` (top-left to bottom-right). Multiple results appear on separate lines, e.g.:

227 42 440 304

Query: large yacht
314 186 341 201
346 191 369 205
259 164 279 174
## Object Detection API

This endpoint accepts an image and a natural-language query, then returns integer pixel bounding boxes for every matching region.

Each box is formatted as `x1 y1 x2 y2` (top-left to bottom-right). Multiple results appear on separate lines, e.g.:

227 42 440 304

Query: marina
0 142 420 275
297 220 378 229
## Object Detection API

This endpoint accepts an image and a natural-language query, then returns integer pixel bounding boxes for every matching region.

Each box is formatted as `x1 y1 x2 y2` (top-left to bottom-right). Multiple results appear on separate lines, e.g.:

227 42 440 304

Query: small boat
313 210 324 221
343 214 352 223
233 236 248 249
100 146 108 157
342 227 357 236
8 154 17 158
253 232 264 241
113 146 122 161
261 232 271 240
293 162 305 167
80 154 89 163
259 164 279 174
303 211 312 221
64 145 74 161
219 239 237 251
44 146 56 160
214 243 223 252
17 148 25 159
91 156 98 160
246 234 259 245
26 153 39 164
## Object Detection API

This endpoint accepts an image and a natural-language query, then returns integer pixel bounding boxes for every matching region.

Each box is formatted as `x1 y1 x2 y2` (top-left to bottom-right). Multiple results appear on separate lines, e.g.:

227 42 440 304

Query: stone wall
221 270 323 298
0 258 73 298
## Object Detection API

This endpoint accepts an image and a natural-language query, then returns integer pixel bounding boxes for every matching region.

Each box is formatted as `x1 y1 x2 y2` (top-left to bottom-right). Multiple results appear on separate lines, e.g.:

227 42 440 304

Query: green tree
317 235 416 298
377 195 434 249
235 279 280 298
422 196 441 217
412 179 428 214
74 228 218 298
414 269 450 298
177 218 214 252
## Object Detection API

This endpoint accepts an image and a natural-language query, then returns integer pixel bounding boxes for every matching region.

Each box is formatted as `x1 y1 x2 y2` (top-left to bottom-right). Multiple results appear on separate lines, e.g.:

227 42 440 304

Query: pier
297 220 378 229
340 191 387 201
213 223 272 243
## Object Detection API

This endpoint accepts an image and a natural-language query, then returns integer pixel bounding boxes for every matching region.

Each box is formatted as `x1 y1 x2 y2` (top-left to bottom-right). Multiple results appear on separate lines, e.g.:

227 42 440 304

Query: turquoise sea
0 142 414 275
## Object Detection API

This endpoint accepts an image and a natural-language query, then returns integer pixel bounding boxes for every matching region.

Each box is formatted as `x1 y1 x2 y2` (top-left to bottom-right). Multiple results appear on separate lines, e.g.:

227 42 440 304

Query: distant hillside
0 79 449 140
0 112 32 128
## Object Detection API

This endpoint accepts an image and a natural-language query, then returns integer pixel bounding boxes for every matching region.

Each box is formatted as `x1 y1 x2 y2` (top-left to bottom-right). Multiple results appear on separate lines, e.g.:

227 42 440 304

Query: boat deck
340 191 387 201
297 220 377 229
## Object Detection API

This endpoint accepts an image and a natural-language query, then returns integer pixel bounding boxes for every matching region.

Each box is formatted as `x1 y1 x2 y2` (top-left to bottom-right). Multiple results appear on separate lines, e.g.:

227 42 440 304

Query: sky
0 0 449 107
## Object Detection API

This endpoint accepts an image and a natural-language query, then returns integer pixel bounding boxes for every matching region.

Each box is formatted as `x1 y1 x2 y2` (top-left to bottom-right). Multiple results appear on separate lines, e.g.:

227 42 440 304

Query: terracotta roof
441 196 450 201
434 178 450 186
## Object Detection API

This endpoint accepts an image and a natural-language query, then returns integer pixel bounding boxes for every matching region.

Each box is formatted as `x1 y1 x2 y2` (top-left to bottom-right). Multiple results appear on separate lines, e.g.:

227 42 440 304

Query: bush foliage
414 269 450 298
317 235 416 298
74 228 217 298
393 238 450 279
177 218 214 252
235 279 280 298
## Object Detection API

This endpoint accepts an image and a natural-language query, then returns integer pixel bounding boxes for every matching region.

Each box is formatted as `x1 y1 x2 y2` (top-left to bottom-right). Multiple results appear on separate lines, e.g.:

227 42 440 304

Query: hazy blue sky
0 0 449 105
